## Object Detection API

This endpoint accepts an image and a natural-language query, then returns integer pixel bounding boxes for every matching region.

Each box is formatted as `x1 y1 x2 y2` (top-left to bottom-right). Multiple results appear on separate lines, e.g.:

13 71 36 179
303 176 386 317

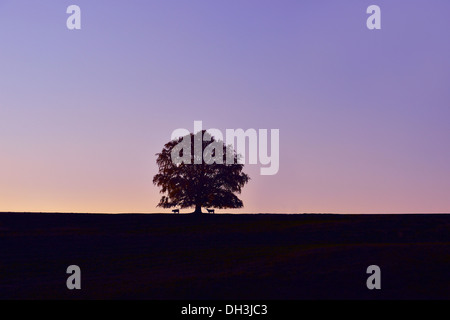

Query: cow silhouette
207 209 215 214
172 209 180 214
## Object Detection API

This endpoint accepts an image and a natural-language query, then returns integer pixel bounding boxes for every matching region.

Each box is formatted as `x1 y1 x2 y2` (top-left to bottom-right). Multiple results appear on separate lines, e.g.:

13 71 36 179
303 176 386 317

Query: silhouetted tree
153 131 250 214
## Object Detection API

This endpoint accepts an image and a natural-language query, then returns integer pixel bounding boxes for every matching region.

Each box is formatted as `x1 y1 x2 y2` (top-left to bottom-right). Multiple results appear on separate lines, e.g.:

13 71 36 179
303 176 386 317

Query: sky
0 0 449 213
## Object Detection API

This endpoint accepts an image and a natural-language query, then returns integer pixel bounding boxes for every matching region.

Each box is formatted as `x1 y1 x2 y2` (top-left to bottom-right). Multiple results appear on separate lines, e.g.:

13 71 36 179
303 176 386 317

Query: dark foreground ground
0 213 449 300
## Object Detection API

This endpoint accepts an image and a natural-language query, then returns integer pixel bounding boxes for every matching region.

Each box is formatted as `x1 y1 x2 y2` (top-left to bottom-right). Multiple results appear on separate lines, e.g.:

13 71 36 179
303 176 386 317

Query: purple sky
1 0 449 213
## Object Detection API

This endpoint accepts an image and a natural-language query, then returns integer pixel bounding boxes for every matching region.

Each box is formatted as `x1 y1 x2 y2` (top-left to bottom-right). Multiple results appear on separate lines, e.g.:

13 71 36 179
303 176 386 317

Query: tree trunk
193 204 202 214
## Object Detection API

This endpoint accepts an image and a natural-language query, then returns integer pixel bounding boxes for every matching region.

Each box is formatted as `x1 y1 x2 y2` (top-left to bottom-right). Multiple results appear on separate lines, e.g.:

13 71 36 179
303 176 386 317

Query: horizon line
1 211 449 215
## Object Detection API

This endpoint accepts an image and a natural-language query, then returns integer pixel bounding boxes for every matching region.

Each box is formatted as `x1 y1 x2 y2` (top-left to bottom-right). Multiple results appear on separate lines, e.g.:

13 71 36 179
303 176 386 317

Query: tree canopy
153 131 250 214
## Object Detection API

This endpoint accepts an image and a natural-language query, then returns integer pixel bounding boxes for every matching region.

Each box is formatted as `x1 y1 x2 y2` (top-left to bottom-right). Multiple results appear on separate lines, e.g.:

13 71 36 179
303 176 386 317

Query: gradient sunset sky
1 0 449 213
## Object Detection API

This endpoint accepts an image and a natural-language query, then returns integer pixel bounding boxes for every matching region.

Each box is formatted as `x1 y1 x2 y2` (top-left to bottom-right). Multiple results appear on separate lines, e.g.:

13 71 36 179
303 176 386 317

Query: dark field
0 213 449 300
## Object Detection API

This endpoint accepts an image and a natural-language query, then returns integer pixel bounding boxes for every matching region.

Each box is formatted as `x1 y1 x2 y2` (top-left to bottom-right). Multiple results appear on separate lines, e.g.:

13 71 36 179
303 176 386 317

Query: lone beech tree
153 130 250 214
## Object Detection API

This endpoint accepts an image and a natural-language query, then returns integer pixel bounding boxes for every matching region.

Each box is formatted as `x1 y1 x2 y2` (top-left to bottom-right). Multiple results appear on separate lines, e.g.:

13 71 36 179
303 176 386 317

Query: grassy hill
0 213 449 299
